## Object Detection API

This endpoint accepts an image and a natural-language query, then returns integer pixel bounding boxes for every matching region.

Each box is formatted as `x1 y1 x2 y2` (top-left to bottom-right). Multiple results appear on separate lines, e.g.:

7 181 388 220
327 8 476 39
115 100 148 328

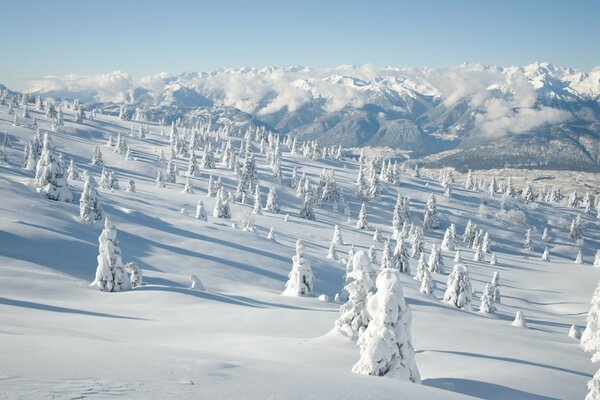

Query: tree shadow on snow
423 377 561 400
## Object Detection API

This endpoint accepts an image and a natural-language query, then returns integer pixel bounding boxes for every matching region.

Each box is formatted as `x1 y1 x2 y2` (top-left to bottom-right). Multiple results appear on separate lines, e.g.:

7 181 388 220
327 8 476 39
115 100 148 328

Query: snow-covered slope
0 100 599 399
23 63 600 170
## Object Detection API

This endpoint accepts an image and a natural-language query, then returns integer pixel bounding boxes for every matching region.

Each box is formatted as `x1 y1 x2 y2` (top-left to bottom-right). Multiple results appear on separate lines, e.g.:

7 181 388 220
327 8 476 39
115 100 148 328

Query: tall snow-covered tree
335 250 377 338
479 283 496 314
352 268 421 383
195 200 208 221
356 202 370 230
299 193 315 220
67 159 80 180
524 228 535 251
252 187 263 215
282 239 314 296
79 174 103 223
327 242 339 261
570 214 584 241
542 246 551 262
182 176 194 194
391 239 410 274
34 133 72 202
422 194 440 231
92 217 129 292
265 187 280 213
428 243 444 273
91 145 103 166
443 264 472 309
414 252 428 282
332 224 345 245
213 188 231 219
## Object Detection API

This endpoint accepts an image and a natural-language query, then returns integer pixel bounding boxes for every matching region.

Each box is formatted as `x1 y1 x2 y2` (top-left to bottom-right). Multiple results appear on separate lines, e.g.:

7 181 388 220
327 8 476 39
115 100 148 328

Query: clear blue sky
1 0 599 89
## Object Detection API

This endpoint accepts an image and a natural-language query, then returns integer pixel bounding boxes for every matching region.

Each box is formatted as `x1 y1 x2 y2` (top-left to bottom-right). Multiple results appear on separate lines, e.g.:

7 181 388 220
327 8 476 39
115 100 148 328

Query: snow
0 102 599 399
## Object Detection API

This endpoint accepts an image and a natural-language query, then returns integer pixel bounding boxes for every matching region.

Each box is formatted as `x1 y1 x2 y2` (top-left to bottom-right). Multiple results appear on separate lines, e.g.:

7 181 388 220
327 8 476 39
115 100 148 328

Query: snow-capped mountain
25 63 600 170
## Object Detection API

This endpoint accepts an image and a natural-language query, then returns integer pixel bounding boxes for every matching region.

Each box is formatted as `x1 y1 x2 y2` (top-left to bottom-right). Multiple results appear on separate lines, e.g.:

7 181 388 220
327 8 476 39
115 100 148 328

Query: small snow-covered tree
91 145 103 166
282 240 314 296
463 220 476 247
166 160 177 183
335 250 376 339
79 174 103 223
265 187 280 213
126 262 143 288
92 217 130 292
252 187 263 215
373 227 382 242
595 250 600 268
182 176 194 194
414 252 428 282
126 179 135 193
332 224 344 245
186 153 199 177
381 239 393 270
422 194 439 231
34 133 72 202
490 252 497 266
576 248 584 265
542 226 549 242
542 246 551 262
570 215 584 241
213 188 232 219
511 310 528 328
67 159 79 180
391 239 410 274
443 264 472 309
267 227 276 241
156 170 165 187
473 243 484 261
479 284 496 314
490 271 501 303
352 268 421 383
523 228 535 251
299 193 315 220
195 200 208 221
327 242 339 261
454 249 462 262
420 266 434 295
356 202 370 230
441 227 454 251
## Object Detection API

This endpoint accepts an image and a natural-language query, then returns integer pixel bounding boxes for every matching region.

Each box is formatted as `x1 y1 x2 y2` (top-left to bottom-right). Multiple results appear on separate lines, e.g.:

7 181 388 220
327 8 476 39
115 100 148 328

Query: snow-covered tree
327 242 339 261
542 246 551 262
34 133 72 202
213 188 231 219
420 266 434 295
428 243 444 273
569 325 581 339
443 264 472 309
332 224 344 245
91 145 103 166
422 194 440 231
282 240 314 296
155 170 165 187
381 239 393 269
352 268 421 383
490 271 501 303
186 153 199 177
195 200 208 221
92 217 129 292
511 310 528 328
267 227 276 241
66 159 79 180
595 250 600 268
414 252 428 282
576 248 584 265
441 226 454 251
490 252 497 266
252 187 263 215
473 243 484 261
299 193 315 220
463 220 476 247
356 202 370 230
126 262 143 288
391 239 410 274
522 182 534 202
454 249 462 262
126 179 135 193
182 176 194 194
523 228 535 251
265 187 280 213
336 250 376 338
373 227 382 242
479 284 496 314
570 214 584 241
166 159 177 183
79 174 103 223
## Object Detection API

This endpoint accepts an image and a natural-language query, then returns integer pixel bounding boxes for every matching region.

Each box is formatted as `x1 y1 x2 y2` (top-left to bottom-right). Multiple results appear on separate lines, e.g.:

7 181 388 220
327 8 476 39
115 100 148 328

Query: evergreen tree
420 266 434 295
570 215 584 241
490 252 497 266
252 187 263 215
282 240 314 296
511 310 528 328
326 242 339 261
414 252 428 282
34 133 72 202
182 176 194 194
126 262 143 288
479 284 496 313
443 264 472 309
576 248 584 265
92 217 129 292
352 268 421 382
356 202 370 230
156 170 165 187
372 227 382 242
91 145 104 166
332 224 345 245
195 200 208 221
186 153 199 177
428 243 444 273
524 228 535 251
67 159 80 180
380 239 393 270
79 174 103 223
454 249 462 262
265 187 280 213
542 246 551 262
166 160 177 183
391 239 410 274
422 194 439 231
213 188 231 219
299 193 315 220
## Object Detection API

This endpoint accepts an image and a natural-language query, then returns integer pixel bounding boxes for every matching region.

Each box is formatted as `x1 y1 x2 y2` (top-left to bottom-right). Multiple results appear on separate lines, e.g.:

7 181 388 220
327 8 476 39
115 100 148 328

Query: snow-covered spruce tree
213 188 231 219
481 232 491 253
392 195 404 237
373 227 382 242
368 245 378 265
570 325 582 339
428 243 444 273
409 226 424 258
473 243 484 262
463 219 476 247
265 187 280 213
454 249 462 262
414 252 428 282
182 176 194 194
512 310 528 328
479 284 496 314
523 228 535 251
67 159 79 180
79 174 103 223
166 159 177 183
443 264 472 309
126 262 143 288
576 248 584 265
252 187 263 215
490 252 497 266
367 171 381 199
195 200 208 221
489 271 501 303
186 153 199 177
299 193 315 220
155 170 165 187
282 239 314 296
126 179 135 193
391 239 410 274
92 217 130 292
335 250 376 338
381 239 393 270
34 133 72 202
542 246 551 262
267 227 276 241
352 267 421 383
91 145 103 166
595 250 600 268
327 242 339 261
422 194 440 231
522 182 534 202
420 266 434 295
570 214 584 241
356 202 370 230
441 226 454 251
332 224 344 245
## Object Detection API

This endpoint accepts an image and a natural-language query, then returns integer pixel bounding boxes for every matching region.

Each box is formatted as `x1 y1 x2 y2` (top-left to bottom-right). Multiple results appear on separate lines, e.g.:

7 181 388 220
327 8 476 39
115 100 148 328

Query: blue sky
1 0 599 89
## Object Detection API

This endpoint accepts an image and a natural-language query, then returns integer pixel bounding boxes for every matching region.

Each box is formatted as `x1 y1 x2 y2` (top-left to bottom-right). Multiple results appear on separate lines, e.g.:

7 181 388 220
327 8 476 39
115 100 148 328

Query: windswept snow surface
0 103 599 399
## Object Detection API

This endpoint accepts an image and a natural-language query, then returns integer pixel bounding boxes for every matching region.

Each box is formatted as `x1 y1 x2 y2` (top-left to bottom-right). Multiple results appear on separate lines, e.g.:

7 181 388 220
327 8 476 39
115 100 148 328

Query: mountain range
22 63 600 171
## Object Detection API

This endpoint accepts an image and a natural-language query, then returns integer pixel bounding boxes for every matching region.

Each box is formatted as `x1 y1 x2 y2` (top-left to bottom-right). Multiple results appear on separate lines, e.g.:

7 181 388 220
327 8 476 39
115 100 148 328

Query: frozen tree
392 195 404 237
327 242 339 261
79 174 103 223
490 252 497 266
299 193 315 220
356 202 370 230
511 311 528 328
443 264 472 309
428 243 444 273
265 187 280 213
368 245 378 265
252 187 263 215
126 179 135 193
66 159 80 180
391 239 410 274
414 252 428 282
352 268 421 383
336 250 376 338
595 250 600 268
92 217 130 292
479 284 496 314
441 227 454 251
155 170 165 187
488 176 497 196
213 188 231 219
569 325 581 339
473 243 484 261
454 249 462 262
420 266 434 295
542 246 551 262
522 182 534 202
523 228 535 251
91 145 103 166
463 220 476 247
190 275 205 290
373 227 382 242
195 200 208 221
576 248 584 265
570 215 584 241
332 224 345 245
186 153 199 177
267 227 276 241
481 232 491 253
409 226 424 258
282 240 314 296
490 271 501 303
422 194 439 231
182 176 194 194
34 133 72 202
166 160 177 183
380 239 393 270
126 262 143 288
367 171 381 199
542 227 549 242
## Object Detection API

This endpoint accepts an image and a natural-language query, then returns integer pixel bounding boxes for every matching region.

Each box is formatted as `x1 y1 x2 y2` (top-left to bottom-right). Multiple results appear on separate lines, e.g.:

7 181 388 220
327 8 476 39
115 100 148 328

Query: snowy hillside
1 95 600 400
25 62 600 171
